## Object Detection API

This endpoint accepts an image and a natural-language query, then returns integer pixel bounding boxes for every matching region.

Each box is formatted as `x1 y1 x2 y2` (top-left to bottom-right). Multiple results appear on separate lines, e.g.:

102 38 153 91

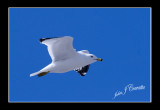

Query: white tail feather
30 71 40 77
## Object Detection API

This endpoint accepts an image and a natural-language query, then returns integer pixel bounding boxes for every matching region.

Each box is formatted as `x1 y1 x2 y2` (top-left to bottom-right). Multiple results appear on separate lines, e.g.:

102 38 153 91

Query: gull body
30 36 103 77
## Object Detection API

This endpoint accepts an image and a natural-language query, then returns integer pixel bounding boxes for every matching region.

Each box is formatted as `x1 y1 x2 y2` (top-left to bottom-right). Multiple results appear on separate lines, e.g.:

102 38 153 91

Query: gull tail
30 71 49 77
30 71 40 77
30 63 52 77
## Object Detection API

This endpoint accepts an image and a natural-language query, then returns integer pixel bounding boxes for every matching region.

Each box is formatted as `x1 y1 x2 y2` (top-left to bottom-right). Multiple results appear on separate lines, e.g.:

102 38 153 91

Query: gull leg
38 71 49 77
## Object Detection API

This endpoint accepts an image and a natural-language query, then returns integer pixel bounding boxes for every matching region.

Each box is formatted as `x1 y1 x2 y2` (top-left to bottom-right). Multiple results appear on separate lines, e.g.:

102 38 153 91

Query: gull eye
90 56 93 58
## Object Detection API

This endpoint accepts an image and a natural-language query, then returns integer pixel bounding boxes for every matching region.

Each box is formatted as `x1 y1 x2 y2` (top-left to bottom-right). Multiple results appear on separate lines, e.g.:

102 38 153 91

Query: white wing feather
80 50 90 54
41 36 77 62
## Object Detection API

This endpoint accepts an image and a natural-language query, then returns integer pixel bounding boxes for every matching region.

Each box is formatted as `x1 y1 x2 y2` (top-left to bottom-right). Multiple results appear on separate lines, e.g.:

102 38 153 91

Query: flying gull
30 36 103 77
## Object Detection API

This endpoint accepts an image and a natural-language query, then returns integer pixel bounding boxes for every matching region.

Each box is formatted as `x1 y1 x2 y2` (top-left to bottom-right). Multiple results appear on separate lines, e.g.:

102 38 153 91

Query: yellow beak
96 58 103 61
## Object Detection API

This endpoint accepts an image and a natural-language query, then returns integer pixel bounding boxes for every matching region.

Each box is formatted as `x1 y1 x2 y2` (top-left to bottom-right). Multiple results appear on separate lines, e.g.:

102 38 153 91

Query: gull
30 36 103 77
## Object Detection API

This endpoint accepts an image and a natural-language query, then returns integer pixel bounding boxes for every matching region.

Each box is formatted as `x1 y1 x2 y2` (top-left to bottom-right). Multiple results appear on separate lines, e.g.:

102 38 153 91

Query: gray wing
40 36 77 62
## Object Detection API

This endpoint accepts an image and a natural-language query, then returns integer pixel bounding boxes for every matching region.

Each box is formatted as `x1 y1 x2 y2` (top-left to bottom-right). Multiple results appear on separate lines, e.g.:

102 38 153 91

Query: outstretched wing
79 50 89 54
40 36 77 62
74 65 90 76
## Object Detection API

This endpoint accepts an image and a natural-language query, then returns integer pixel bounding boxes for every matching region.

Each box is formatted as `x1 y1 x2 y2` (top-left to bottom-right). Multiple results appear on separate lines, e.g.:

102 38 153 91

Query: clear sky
9 8 151 102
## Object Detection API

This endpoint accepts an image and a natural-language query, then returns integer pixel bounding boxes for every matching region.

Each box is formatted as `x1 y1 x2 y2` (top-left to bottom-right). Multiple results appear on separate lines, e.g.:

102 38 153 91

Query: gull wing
40 36 77 62
80 50 89 54
74 65 90 76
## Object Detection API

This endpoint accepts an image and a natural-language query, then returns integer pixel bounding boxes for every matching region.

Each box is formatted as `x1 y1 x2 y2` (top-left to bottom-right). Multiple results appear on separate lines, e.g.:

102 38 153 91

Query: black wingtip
39 37 62 43
39 38 44 42
39 38 51 42
75 65 90 76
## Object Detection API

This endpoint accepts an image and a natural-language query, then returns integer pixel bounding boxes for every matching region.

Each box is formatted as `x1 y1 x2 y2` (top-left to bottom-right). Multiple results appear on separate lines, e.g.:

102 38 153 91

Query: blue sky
9 8 151 102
